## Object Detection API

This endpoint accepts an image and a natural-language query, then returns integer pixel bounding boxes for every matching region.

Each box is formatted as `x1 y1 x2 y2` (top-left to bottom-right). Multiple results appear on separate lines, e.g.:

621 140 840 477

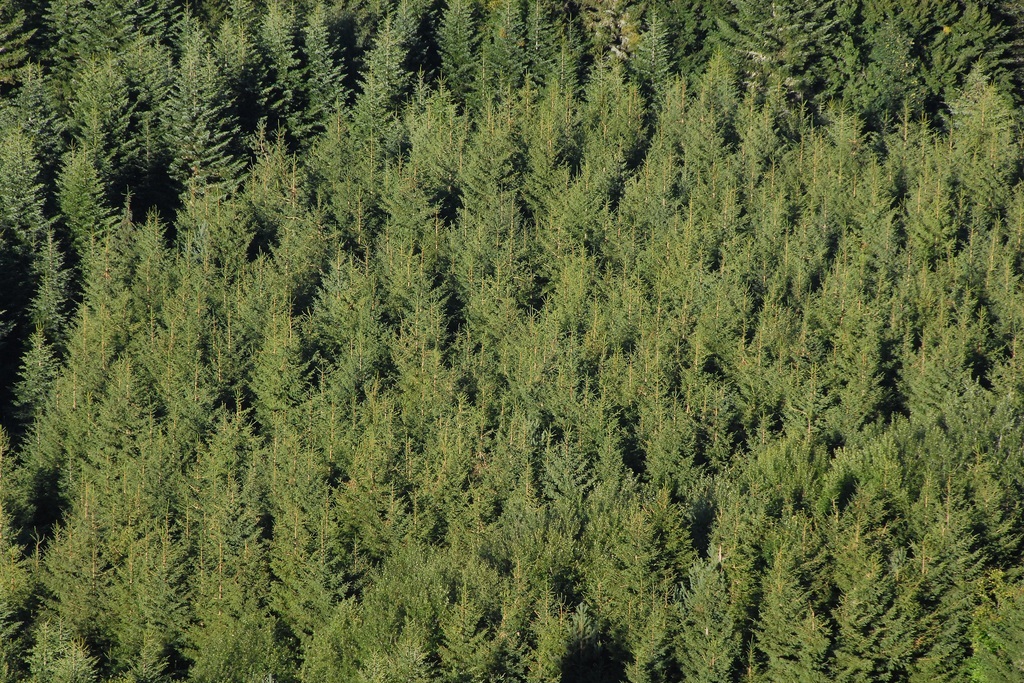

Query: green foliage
27 621 99 683
438 0 478 105
0 5 1023 683
755 525 829 683
972 582 1024 683
66 56 140 204
302 3 348 130
165 16 244 199
716 0 839 102
0 0 32 89
675 559 739 682
57 148 117 255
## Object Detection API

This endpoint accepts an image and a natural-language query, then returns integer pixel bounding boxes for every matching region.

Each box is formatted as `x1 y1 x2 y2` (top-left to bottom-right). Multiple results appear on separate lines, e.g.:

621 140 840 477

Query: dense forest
1 0 1024 681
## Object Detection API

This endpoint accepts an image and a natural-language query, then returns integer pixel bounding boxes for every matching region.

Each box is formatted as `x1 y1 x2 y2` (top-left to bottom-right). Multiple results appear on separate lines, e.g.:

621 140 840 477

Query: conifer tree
258 0 304 139
0 0 32 91
184 412 285 683
829 489 916 683
45 0 132 76
755 533 830 683
351 11 413 165
0 126 50 415
717 0 839 102
12 330 59 429
26 620 99 683
580 0 641 61
0 126 47 256
948 69 1018 219
128 0 182 45
674 558 739 683
0 4 1023 681
907 481 982 683
5 65 66 180
630 12 670 104
0 426 31 683
66 56 140 202
165 16 244 198
480 0 527 97
302 3 348 130
57 148 118 256
438 0 477 106
972 585 1024 683
522 0 560 85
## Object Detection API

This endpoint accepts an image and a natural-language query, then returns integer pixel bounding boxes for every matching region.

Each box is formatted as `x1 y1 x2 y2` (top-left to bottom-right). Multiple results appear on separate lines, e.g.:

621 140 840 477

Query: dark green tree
438 0 478 106
0 0 32 91
972 583 1024 683
674 558 739 683
716 0 839 102
302 3 348 130
165 16 244 198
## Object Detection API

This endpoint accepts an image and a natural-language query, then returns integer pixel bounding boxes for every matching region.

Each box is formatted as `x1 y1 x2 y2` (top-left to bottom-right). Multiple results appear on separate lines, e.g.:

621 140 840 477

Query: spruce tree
302 3 347 130
674 558 739 683
755 534 830 683
165 16 244 199
351 11 413 166
258 0 304 139
0 426 31 683
438 0 478 106
66 56 139 203
45 0 132 76
57 149 118 256
972 585 1024 683
479 0 527 97
0 0 32 90
717 0 839 102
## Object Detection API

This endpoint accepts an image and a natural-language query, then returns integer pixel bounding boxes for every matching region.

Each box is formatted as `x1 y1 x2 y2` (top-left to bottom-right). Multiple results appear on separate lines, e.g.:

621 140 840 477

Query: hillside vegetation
1 0 1024 681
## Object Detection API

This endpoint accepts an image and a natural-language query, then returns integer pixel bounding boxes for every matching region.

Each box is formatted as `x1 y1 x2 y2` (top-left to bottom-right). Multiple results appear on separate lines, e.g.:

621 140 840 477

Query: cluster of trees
1 0 1024 681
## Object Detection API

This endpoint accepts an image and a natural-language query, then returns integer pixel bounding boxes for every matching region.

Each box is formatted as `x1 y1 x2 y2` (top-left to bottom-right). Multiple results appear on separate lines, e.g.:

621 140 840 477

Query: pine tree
674 558 739 683
28 229 70 345
438 0 477 106
165 16 244 199
522 0 560 85
214 2 265 137
833 5 920 126
0 0 32 90
755 533 830 683
972 584 1024 683
302 3 348 130
717 0 839 102
304 255 390 400
57 149 118 256
0 126 47 255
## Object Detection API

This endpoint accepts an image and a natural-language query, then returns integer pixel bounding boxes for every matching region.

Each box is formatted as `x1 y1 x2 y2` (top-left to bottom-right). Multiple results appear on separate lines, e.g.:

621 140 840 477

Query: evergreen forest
3 0 1024 680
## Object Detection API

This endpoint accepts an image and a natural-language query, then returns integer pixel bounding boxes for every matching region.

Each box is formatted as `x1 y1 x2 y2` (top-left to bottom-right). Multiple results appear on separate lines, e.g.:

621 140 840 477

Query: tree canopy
1 0 1024 681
